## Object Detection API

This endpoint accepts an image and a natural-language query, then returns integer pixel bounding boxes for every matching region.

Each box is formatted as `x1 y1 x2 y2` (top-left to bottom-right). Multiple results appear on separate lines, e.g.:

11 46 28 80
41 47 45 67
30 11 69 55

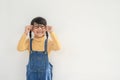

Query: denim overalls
26 38 53 80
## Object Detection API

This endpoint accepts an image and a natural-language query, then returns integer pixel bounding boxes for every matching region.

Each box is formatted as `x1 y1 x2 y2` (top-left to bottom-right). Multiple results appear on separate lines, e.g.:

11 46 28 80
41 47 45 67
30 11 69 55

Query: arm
17 25 32 52
49 32 61 50
17 33 29 51
47 26 61 52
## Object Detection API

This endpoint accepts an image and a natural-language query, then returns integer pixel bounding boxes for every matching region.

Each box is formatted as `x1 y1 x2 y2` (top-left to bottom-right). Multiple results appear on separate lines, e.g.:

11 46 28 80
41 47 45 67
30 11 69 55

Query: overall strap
30 38 33 53
44 31 48 54
44 38 48 54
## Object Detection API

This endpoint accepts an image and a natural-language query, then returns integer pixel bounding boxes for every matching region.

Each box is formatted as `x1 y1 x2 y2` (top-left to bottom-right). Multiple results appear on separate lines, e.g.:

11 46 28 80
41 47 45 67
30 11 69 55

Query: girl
17 17 61 80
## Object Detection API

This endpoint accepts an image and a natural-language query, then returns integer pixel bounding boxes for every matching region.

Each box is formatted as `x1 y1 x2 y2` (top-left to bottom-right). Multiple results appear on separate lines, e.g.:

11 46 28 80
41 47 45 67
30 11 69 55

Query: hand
46 25 53 33
24 25 33 35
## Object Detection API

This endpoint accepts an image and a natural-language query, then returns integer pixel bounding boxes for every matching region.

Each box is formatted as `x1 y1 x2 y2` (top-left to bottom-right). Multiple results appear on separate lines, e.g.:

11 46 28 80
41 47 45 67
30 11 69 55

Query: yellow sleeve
48 32 61 53
17 33 29 52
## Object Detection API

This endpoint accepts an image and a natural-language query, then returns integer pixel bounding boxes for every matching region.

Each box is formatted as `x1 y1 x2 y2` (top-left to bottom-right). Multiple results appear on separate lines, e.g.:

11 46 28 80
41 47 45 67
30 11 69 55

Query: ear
31 26 34 31
31 28 33 31
45 26 47 31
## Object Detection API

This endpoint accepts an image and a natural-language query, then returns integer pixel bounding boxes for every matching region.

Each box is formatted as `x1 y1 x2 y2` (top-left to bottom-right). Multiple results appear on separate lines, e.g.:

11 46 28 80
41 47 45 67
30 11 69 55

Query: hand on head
46 25 53 33
24 25 33 35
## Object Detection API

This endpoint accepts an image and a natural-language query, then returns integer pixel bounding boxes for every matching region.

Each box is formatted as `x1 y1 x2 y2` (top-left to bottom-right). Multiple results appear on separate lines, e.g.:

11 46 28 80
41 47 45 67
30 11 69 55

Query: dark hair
30 17 47 26
29 17 48 39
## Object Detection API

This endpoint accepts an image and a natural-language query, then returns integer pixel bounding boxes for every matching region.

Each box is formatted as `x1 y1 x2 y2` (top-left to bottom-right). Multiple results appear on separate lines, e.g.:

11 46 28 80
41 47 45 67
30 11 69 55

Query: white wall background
0 0 120 80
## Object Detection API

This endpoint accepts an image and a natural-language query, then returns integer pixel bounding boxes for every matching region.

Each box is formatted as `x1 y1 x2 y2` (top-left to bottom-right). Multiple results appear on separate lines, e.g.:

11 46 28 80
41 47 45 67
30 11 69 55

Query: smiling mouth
37 31 44 34
37 32 42 34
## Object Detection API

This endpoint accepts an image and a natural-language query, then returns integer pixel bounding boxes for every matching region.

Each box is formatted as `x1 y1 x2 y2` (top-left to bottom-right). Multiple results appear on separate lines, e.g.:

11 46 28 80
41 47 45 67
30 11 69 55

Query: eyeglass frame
33 22 46 29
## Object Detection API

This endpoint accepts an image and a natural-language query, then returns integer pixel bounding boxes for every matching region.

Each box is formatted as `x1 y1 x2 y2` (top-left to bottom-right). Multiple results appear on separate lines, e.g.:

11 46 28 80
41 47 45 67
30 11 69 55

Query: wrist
49 30 53 33
49 31 54 36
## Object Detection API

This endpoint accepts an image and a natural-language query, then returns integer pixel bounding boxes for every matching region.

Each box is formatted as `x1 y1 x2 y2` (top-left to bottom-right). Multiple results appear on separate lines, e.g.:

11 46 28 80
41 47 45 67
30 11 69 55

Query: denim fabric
26 39 53 80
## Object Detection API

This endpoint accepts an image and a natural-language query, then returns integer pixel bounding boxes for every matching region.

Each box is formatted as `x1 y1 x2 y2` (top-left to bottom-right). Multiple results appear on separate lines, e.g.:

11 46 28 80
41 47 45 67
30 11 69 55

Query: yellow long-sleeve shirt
17 32 61 55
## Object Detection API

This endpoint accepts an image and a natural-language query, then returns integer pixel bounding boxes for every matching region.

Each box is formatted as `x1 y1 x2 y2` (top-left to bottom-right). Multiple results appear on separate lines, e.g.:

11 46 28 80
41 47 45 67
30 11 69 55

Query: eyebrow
34 23 44 26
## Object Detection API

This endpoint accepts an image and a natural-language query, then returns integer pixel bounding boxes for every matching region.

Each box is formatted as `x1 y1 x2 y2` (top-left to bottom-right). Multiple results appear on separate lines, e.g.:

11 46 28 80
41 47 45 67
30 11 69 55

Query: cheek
32 28 46 34
32 29 37 34
43 28 47 32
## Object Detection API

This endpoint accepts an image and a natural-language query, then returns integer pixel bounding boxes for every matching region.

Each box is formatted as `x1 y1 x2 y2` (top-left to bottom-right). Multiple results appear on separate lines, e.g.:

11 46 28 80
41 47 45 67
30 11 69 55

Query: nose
38 27 42 30
37 27 42 32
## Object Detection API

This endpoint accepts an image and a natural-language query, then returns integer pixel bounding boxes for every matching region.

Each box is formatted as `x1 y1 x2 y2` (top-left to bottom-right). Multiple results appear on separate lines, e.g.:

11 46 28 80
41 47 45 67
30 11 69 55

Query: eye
42 26 45 29
34 26 39 29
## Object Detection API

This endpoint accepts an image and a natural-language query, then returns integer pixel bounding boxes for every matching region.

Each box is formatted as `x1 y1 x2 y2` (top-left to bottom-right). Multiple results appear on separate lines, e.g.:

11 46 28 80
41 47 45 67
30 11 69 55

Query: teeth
37 32 42 34
36 31 44 34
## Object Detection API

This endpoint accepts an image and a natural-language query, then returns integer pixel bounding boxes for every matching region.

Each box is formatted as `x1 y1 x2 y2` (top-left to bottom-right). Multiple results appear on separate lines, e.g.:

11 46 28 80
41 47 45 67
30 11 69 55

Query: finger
46 26 49 29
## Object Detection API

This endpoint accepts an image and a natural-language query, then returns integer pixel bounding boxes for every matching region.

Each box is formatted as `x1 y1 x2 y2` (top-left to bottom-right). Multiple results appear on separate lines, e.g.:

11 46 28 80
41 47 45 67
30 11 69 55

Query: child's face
32 23 46 38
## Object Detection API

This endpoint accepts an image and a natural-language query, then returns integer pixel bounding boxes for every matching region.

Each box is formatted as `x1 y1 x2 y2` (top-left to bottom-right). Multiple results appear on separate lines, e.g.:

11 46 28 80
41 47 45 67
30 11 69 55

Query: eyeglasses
33 22 46 29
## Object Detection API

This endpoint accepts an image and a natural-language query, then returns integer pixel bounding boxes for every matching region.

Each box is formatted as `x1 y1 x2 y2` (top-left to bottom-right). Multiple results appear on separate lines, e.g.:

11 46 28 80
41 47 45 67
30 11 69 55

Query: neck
34 35 45 38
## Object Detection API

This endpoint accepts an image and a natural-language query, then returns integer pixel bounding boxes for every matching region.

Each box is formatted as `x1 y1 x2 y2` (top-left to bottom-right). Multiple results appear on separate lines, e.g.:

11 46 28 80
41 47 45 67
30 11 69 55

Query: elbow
55 45 61 51
17 46 25 52
57 46 61 50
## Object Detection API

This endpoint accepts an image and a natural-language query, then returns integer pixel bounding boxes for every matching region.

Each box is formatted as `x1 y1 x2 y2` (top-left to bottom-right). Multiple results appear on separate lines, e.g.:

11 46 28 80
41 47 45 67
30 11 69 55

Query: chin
36 34 45 37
